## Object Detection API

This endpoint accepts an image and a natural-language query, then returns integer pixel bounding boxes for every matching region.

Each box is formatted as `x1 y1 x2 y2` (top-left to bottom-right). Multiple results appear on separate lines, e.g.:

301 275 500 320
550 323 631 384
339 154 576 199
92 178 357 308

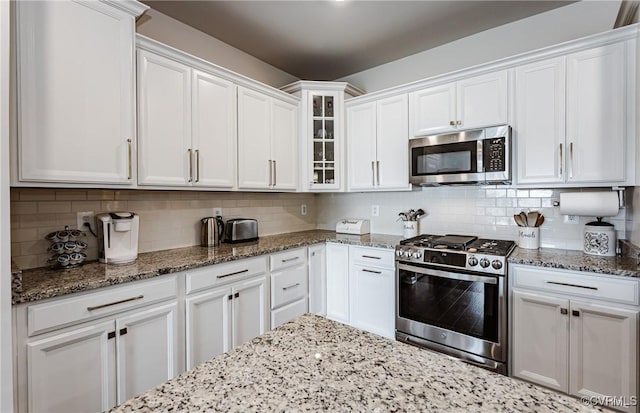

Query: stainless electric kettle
201 216 224 247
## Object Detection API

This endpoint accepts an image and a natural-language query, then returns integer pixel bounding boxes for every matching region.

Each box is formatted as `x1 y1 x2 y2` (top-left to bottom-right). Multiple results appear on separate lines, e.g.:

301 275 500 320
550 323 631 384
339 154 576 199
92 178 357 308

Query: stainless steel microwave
409 125 511 186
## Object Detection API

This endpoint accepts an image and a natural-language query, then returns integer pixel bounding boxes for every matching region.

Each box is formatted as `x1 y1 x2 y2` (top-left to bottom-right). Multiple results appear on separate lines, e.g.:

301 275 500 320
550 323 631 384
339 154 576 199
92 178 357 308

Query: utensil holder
518 227 540 249
403 221 419 239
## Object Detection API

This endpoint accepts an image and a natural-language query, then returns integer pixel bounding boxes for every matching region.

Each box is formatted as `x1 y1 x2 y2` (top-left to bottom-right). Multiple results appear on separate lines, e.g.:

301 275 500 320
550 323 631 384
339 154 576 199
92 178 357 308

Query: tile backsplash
11 189 316 269
316 186 626 250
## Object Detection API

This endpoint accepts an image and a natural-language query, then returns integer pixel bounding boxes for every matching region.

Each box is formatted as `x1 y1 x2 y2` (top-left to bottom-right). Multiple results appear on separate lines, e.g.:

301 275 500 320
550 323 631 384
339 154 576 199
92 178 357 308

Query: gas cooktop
396 234 516 275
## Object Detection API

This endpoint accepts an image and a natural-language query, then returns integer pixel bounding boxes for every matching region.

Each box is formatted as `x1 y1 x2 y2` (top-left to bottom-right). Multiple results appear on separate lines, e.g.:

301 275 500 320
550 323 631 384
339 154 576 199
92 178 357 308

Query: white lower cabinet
184 257 269 370
326 243 350 323
308 244 327 316
19 295 179 413
511 264 639 412
270 248 308 329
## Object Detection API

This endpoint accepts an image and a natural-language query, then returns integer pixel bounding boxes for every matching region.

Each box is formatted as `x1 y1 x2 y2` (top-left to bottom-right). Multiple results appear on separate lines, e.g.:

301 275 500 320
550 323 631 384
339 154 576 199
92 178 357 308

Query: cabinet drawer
270 248 307 272
271 265 308 309
185 256 267 295
271 298 307 329
27 275 177 337
349 246 395 270
512 265 640 306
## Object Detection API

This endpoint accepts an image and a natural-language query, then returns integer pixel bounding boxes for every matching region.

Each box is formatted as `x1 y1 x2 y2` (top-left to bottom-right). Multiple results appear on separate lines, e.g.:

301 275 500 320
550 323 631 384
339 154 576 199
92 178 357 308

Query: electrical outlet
301 204 307 216
564 215 579 224
371 205 380 217
213 208 222 217
77 211 95 231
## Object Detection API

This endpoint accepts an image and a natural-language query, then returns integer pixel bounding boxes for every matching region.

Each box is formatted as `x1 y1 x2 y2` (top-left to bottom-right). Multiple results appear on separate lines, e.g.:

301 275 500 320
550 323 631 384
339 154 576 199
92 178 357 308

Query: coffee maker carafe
96 212 139 264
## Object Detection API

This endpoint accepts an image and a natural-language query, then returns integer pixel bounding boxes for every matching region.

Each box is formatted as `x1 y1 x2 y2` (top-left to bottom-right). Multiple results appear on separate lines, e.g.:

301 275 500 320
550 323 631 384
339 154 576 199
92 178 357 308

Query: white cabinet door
237 87 272 189
326 243 350 324
512 290 569 393
457 70 508 130
515 57 566 185
116 301 178 404
271 99 298 190
566 43 626 183
232 276 268 347
27 320 116 413
308 244 327 316
569 301 638 410
137 50 192 186
17 0 135 184
192 69 236 189
409 83 456 136
349 265 395 339
347 101 377 190
185 286 232 370
377 94 409 190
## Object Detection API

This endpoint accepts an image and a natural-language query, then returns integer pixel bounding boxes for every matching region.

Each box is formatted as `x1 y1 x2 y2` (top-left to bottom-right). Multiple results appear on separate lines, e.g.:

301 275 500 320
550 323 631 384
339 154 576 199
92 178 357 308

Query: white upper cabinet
15 0 146 185
409 70 508 136
515 57 566 185
137 47 236 189
515 40 635 186
347 95 409 191
237 86 298 190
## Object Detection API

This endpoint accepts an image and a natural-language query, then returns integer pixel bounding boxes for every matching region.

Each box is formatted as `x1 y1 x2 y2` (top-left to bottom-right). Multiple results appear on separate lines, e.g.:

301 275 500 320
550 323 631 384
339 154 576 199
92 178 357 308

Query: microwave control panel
483 137 506 172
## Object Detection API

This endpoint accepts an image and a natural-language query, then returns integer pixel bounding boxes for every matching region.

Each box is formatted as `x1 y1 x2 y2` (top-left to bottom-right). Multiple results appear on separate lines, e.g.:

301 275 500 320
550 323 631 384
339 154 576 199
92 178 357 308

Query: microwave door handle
477 140 484 173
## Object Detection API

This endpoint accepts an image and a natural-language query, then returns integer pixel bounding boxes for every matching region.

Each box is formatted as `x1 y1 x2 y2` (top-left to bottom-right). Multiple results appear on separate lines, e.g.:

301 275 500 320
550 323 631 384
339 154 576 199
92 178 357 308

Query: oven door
396 262 506 364
409 131 484 185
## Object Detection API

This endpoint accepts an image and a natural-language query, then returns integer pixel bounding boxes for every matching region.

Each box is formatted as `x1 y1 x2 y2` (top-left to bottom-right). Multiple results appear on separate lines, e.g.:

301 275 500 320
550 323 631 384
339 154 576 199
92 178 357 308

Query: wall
317 187 626 250
136 9 298 88
11 189 316 270
338 1 621 92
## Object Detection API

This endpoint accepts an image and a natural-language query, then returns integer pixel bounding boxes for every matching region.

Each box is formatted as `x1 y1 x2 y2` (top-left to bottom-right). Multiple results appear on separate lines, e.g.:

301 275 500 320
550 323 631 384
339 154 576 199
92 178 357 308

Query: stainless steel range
395 234 516 374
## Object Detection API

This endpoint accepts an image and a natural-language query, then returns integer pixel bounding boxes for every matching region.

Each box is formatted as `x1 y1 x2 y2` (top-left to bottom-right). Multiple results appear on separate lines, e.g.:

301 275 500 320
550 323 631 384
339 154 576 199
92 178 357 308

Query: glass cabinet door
311 94 336 186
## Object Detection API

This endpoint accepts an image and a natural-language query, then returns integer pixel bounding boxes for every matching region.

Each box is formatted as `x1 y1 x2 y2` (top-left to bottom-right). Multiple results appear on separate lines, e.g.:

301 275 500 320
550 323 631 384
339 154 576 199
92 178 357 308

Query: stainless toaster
224 218 258 243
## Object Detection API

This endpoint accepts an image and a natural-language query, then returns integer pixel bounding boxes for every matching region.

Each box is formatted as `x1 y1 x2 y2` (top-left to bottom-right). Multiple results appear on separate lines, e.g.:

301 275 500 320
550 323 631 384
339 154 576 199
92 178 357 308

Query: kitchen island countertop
13 230 403 304
110 314 601 413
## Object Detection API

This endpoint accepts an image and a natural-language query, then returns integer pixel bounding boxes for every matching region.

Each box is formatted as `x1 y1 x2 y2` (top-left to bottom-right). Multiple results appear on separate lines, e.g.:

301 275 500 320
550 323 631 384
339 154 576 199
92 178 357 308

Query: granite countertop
13 230 403 304
509 243 640 279
111 314 602 413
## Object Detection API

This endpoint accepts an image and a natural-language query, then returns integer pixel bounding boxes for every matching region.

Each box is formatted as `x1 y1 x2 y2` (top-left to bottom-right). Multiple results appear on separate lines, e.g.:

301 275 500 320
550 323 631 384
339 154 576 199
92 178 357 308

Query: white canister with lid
583 219 616 257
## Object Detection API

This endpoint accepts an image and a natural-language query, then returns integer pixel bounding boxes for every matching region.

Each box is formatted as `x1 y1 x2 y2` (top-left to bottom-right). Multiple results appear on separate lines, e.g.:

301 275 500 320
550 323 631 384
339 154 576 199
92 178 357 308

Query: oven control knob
412 252 422 259
468 256 478 266
479 258 490 268
491 260 503 270
396 250 404 257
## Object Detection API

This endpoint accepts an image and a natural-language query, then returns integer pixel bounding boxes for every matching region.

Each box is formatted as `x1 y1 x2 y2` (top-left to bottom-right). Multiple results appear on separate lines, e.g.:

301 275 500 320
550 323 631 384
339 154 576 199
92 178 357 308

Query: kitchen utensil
201 216 224 247
527 211 539 227
535 215 545 227
513 214 525 227
519 212 528 227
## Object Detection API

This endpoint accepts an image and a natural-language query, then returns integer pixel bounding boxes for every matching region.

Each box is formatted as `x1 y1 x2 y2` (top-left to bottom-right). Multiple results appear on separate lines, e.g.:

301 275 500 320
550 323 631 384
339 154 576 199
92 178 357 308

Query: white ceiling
143 1 575 80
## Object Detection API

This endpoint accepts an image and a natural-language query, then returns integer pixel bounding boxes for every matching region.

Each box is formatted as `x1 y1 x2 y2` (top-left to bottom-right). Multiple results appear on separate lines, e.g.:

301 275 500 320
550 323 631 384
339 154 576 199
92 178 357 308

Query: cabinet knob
560 308 568 315
449 120 455 126
572 310 580 317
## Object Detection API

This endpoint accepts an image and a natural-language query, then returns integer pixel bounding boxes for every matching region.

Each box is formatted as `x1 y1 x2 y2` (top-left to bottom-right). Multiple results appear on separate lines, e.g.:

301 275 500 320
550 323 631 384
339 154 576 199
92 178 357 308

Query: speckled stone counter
13 230 403 304
111 314 602 413
509 245 640 278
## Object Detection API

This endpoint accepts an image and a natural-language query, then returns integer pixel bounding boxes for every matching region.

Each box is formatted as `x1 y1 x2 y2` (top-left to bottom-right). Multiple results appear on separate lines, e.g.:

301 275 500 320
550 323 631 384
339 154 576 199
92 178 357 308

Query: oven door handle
397 263 498 285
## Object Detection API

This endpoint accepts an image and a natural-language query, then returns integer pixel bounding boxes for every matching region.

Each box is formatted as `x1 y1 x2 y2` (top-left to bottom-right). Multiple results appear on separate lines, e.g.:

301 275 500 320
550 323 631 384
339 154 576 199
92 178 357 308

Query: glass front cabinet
281 81 365 192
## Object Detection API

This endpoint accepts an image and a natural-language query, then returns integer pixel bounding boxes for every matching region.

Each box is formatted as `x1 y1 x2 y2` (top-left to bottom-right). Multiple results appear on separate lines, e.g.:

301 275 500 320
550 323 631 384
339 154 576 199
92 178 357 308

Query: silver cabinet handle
217 269 249 279
268 160 274 187
376 161 380 186
457 120 462 126
282 257 300 263
559 143 563 177
195 149 200 183
362 269 382 274
282 283 300 291
187 148 193 182
568 142 574 179
127 139 133 180
546 281 597 290
273 160 277 187
371 161 375 186
87 295 144 311
362 255 381 260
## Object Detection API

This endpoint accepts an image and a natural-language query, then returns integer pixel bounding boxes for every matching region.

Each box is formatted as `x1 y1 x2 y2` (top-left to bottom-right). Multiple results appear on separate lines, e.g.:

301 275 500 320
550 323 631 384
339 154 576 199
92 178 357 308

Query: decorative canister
518 227 540 249
583 219 616 257
403 221 419 239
